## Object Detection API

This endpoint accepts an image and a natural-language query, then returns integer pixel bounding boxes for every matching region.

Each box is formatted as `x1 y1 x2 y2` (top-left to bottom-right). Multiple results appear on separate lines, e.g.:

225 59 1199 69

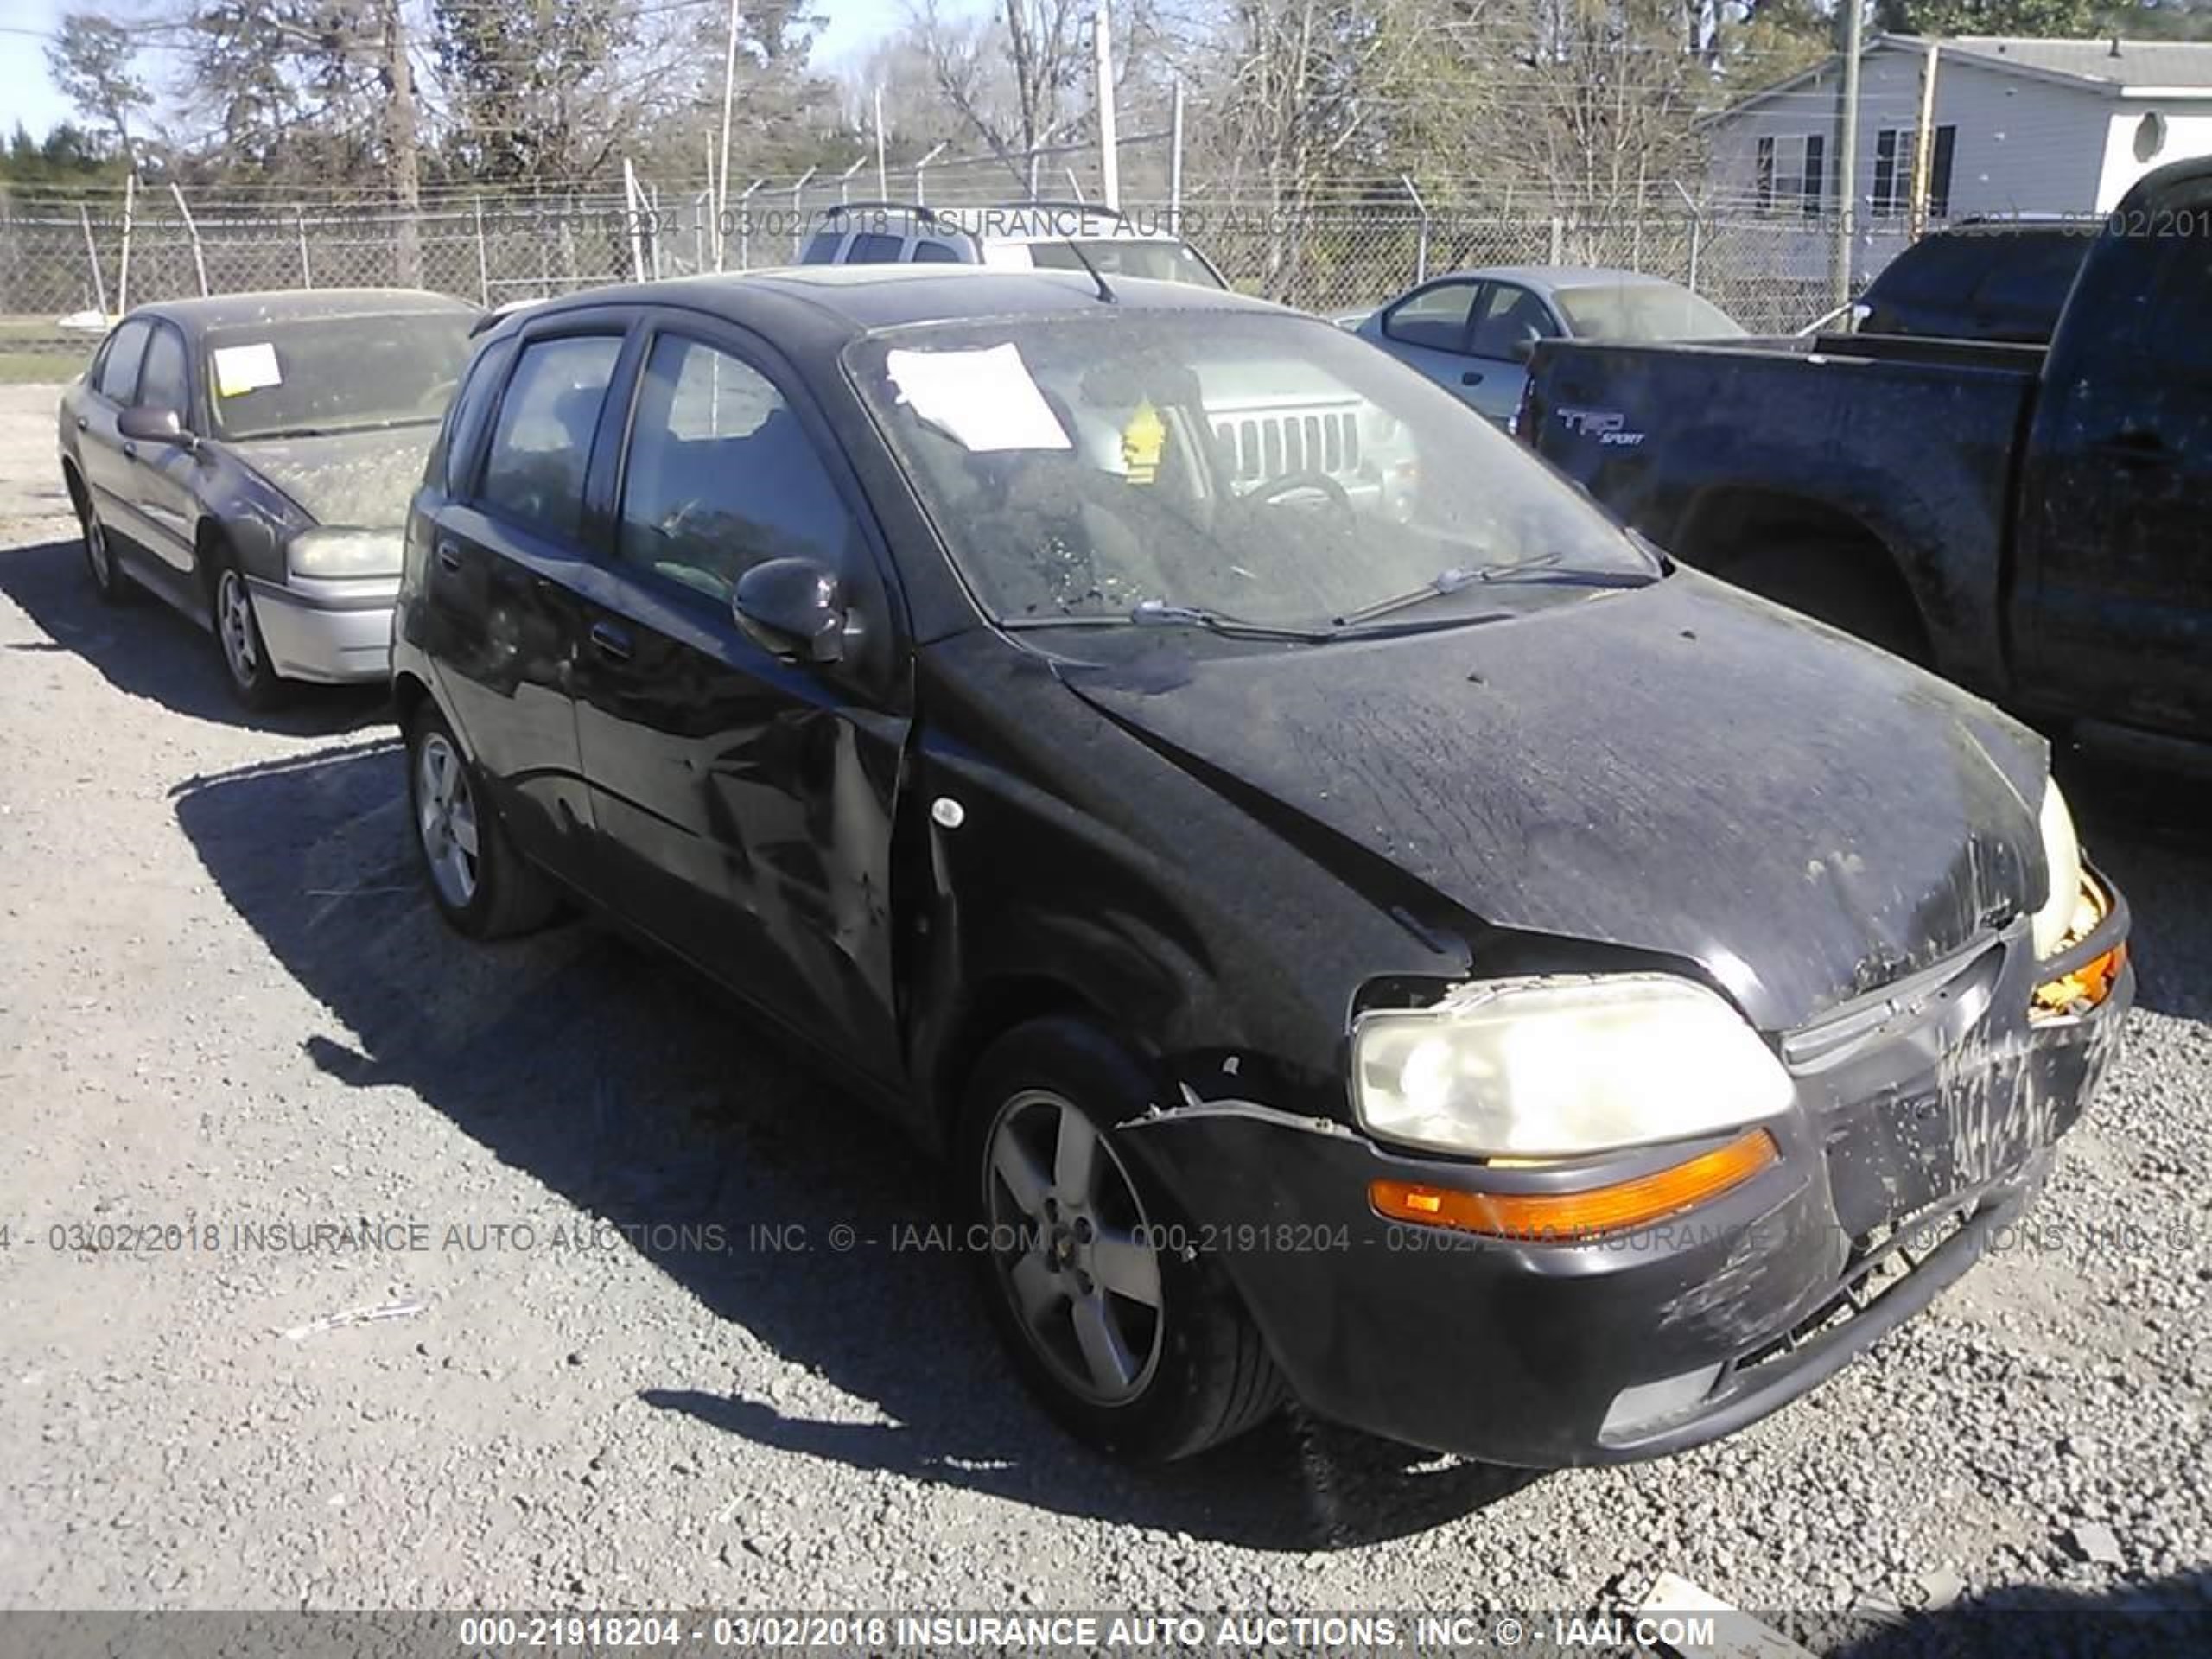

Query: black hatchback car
395 267 2130 1466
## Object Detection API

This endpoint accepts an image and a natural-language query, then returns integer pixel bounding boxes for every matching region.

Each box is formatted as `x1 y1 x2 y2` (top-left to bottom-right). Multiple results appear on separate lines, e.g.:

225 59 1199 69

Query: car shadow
1823 1567 2211 1656
0 535 389 735
2053 744 2212 1024
172 739 1542 1550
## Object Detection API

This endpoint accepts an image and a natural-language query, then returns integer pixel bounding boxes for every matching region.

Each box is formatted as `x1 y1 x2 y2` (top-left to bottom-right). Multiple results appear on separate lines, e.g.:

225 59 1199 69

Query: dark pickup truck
1524 154 2210 759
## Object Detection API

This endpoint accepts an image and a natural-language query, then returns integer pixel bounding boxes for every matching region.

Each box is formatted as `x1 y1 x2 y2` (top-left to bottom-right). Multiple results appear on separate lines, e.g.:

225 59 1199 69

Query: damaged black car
393 266 2131 1466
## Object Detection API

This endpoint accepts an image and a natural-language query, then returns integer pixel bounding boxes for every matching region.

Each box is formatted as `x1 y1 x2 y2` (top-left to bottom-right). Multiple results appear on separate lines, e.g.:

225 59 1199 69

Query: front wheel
77 494 133 606
405 706 560 940
960 1017 1285 1461
212 562 289 710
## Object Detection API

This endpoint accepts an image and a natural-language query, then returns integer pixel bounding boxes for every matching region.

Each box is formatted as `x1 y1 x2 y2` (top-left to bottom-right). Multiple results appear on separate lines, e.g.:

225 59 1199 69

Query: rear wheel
1708 540 1931 664
960 1017 1285 1461
405 704 560 940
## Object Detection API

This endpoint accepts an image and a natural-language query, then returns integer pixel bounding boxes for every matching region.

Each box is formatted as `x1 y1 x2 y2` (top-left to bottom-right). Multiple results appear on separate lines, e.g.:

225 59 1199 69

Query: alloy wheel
82 511 114 591
216 569 259 688
982 1089 1165 1406
415 731 481 910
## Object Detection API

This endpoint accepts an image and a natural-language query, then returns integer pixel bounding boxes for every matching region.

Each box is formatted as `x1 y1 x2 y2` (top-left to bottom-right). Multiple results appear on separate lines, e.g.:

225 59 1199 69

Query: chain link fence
1 165 1890 380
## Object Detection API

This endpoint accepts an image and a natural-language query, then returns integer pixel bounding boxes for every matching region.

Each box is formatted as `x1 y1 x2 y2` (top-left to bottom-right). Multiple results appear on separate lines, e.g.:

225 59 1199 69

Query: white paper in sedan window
212 342 283 397
885 343 1070 452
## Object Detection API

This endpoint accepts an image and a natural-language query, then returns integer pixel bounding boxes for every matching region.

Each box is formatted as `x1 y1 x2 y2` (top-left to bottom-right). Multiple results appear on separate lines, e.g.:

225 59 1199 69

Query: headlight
2031 779 2082 959
287 527 401 578
1351 974 1793 1159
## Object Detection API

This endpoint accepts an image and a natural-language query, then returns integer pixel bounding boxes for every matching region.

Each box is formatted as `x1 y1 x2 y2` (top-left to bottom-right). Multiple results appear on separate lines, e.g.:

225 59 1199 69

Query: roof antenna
1058 237 1118 305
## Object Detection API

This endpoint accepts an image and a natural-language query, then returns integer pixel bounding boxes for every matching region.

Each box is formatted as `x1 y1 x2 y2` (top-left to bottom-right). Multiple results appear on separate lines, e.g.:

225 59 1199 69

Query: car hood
1053 572 2048 1033
233 425 438 528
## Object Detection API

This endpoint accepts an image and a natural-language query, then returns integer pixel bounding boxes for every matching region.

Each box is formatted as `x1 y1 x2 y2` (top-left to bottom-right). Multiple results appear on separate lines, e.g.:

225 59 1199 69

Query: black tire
74 487 134 606
208 552 290 711
1710 540 1931 664
404 703 561 940
958 1016 1286 1462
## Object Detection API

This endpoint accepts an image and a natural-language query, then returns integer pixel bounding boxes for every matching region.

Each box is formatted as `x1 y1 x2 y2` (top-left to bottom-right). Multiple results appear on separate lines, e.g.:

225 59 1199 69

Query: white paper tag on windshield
212 342 283 397
885 344 1070 453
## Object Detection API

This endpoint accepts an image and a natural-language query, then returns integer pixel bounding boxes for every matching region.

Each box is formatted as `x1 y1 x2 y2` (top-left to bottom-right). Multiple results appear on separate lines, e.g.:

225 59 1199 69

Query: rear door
2016 185 2212 740
423 319 630 891
76 318 153 564
569 315 910 1084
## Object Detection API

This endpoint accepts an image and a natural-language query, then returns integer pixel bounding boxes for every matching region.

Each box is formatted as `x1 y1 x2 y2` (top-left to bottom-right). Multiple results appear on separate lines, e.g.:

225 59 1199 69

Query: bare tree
46 12 151 175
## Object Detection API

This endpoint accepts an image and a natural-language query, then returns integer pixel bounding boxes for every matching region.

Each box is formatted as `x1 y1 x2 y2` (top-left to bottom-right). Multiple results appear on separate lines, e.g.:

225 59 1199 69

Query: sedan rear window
1552 283 1745 342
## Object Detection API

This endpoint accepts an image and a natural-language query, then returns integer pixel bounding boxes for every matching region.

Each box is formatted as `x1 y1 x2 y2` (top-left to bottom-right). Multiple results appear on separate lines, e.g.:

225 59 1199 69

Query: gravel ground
0 378 2205 1640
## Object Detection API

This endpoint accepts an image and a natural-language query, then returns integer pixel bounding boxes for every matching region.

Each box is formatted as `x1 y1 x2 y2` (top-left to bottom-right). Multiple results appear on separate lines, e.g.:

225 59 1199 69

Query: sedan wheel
984 1088 1165 1406
212 563 285 709
414 729 481 912
78 499 130 604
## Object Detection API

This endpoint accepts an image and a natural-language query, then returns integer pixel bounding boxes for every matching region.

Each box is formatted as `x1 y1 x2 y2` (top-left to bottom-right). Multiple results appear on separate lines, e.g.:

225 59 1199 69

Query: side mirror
118 405 190 446
733 557 848 664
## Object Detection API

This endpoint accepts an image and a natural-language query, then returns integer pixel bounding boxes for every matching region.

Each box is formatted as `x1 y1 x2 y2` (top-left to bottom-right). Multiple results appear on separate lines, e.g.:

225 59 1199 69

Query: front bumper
245 573 397 684
1119 887 2131 1468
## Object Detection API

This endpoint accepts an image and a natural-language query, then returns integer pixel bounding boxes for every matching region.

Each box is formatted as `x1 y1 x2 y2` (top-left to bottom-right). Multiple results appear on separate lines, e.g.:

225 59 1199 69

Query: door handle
75 416 87 432
435 541 463 573
1460 370 1484 386
122 442 138 461
588 620 633 662
2095 427 2168 466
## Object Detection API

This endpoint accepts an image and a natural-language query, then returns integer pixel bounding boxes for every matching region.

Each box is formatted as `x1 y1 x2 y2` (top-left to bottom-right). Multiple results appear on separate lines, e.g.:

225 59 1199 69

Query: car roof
1427 266 1685 293
126 287 476 333
498 265 1285 340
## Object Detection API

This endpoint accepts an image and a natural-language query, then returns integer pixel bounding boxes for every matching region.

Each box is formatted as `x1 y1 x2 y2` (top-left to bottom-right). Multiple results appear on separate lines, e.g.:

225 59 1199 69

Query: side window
438 337 516 493
847 232 904 264
1382 282 1479 353
911 239 964 264
800 231 844 264
1469 283 1560 360
95 319 151 402
137 323 189 413
478 334 623 540
615 334 857 603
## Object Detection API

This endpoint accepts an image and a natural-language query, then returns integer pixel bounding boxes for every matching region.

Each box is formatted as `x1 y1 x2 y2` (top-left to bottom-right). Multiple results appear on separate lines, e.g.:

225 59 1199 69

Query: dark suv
395 266 2126 1468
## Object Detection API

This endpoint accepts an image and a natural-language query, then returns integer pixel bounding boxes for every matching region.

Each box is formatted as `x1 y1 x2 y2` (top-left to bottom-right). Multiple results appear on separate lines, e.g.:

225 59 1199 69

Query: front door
126 319 202 589
2016 179 2212 741
569 320 910 1084
1370 277 1490 410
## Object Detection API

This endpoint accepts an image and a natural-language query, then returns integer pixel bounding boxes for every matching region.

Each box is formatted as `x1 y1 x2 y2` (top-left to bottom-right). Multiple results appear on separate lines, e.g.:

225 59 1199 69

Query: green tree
45 13 149 175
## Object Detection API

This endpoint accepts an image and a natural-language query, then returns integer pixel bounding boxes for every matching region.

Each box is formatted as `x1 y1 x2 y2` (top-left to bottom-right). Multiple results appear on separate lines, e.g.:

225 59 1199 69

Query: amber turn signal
2032 874 2126 1020
1370 1128 1779 1242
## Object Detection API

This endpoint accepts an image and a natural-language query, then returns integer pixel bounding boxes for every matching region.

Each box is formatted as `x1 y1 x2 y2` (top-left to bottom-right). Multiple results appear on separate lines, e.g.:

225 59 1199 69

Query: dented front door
568 316 909 1085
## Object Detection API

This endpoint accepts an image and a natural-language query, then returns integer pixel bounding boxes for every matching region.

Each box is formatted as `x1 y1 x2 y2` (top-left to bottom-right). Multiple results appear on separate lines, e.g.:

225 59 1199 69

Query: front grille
1213 410 1362 484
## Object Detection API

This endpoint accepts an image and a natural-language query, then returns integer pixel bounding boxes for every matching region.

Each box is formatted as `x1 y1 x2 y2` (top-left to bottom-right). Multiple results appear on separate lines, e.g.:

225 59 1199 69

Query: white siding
1703 43 2171 287
2096 106 2212 207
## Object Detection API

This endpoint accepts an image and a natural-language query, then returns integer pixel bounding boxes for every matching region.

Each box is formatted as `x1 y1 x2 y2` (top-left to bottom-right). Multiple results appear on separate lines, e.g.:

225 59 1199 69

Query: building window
1873 125 1956 219
1756 137 1775 212
1802 135 1827 216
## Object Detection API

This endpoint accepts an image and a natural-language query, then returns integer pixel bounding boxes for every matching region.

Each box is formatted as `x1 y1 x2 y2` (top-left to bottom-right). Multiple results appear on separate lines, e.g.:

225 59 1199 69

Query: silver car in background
1356 266 1745 426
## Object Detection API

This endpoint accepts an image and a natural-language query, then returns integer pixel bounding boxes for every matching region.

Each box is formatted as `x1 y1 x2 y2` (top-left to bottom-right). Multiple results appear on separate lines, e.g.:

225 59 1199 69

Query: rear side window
615 334 857 602
911 239 964 264
478 334 623 540
137 323 189 412
96 319 151 401
436 337 516 493
1382 282 1479 353
847 232 904 264
800 232 843 264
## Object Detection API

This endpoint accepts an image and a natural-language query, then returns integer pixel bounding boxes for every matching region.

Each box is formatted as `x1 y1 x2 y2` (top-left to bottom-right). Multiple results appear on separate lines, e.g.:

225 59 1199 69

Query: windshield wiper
1001 601 1333 642
1336 551 1650 628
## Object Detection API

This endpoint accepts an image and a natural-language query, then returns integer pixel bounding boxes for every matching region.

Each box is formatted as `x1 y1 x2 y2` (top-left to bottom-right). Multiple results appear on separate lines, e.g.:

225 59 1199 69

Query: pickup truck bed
1524 155 2212 757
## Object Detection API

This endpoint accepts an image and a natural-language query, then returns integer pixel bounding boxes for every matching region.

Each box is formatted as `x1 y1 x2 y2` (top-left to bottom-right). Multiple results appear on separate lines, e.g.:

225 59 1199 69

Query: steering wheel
1246 470 1353 517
